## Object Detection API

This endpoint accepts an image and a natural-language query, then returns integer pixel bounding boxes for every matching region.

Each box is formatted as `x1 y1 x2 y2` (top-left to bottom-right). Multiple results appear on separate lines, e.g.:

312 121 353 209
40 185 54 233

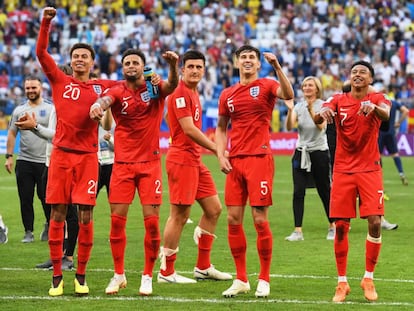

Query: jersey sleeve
218 88 230 117
170 88 192 120
102 84 123 105
36 18 60 80
322 94 339 112
372 92 391 108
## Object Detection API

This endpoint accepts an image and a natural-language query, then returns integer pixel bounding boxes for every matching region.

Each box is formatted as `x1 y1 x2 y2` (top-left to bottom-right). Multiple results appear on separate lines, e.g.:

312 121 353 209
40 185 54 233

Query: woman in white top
284 76 335 241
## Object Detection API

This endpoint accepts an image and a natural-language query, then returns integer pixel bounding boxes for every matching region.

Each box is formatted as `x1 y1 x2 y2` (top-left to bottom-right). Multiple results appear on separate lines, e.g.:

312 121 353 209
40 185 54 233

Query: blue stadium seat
213 84 223 99
9 75 24 88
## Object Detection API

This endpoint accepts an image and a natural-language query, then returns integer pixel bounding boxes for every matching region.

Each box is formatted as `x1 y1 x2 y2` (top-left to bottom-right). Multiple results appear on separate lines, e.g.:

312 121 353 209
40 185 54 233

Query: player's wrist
90 102 101 111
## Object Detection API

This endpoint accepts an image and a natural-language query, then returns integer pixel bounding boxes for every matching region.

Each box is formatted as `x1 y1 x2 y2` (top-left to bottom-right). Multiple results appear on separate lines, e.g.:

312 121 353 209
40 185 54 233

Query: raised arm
263 52 294 100
160 51 179 96
36 7 58 75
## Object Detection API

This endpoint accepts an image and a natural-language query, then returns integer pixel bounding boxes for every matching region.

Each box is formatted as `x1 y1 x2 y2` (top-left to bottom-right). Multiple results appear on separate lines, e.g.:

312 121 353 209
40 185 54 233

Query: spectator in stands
0 109 8 129
2 0 414 135
0 69 9 96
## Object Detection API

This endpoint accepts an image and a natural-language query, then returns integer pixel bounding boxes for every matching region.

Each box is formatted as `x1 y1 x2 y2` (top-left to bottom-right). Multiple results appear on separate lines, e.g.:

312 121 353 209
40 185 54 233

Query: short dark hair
182 50 205 66
24 74 42 83
58 64 73 75
235 45 260 59
121 48 146 65
70 43 96 60
342 81 351 93
351 60 375 77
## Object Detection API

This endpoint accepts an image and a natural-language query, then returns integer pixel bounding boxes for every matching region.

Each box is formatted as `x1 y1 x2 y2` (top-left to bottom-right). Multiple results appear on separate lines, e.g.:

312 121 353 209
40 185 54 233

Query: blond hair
301 76 323 99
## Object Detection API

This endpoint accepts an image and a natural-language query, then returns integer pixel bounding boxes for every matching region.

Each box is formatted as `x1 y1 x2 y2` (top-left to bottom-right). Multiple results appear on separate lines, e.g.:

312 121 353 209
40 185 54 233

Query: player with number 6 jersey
36 7 118 297
158 50 232 285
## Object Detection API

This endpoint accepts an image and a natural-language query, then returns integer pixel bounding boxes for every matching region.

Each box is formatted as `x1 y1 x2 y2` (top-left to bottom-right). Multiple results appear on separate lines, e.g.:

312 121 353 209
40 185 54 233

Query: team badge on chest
250 86 260 98
141 91 151 104
93 85 102 95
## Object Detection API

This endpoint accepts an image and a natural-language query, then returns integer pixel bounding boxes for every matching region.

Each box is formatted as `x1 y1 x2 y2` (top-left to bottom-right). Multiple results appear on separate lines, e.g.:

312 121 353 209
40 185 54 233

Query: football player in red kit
90 48 179 296
37 7 118 296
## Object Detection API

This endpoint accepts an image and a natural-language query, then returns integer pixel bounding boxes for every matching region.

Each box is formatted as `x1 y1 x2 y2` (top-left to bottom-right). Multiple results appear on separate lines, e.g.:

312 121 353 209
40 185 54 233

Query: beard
26 93 41 101
124 74 138 82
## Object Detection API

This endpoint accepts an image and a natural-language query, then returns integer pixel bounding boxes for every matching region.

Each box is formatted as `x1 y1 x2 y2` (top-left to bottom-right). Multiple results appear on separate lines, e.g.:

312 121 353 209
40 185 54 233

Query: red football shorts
46 148 98 205
225 154 274 207
166 161 217 205
109 160 162 205
330 170 385 219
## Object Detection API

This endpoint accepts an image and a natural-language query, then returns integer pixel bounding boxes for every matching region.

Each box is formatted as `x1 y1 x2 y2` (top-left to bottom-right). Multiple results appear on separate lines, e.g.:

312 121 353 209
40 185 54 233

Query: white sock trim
193 226 217 245
338 276 347 283
367 234 382 244
363 271 374 279
159 246 179 271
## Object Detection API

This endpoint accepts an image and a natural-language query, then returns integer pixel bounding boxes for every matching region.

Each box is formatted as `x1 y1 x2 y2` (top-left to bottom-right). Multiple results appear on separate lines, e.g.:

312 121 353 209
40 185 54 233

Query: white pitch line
0 295 413 307
0 269 413 306
1 267 413 284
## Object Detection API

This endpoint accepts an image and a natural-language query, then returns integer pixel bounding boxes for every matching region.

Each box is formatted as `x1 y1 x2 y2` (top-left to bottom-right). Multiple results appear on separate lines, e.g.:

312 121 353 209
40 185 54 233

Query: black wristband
5 154 13 159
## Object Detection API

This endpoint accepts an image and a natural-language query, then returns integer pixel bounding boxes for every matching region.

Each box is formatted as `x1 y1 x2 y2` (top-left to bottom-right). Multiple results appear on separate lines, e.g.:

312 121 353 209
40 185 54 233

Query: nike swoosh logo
70 82 79 86
339 108 349 111
158 275 176 283
195 270 209 276
123 96 132 101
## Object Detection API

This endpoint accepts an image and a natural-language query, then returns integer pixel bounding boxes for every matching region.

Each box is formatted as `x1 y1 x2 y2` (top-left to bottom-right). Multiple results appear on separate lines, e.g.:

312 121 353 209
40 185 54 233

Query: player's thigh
196 162 217 200
137 160 162 205
72 152 98 206
109 162 136 204
245 154 274 207
330 172 357 218
357 171 385 218
166 160 198 205
224 157 247 207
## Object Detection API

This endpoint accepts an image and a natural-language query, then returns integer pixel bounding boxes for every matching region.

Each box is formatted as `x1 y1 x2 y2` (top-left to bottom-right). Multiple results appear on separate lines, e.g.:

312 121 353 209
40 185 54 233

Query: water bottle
143 67 159 99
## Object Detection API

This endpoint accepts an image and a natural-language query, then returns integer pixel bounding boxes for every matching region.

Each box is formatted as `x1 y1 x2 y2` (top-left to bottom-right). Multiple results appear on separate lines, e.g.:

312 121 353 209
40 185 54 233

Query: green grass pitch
0 155 413 310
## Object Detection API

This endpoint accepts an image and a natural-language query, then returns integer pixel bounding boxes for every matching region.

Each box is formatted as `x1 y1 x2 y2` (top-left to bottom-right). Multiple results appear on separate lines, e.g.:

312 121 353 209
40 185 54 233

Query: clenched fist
43 7 56 20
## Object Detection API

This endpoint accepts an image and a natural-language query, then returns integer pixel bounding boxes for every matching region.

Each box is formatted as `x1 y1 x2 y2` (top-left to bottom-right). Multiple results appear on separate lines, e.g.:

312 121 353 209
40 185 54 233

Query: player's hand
43 7 56 20
358 102 375 116
162 51 179 66
90 103 104 121
263 52 281 69
218 154 232 174
151 73 161 86
319 107 336 124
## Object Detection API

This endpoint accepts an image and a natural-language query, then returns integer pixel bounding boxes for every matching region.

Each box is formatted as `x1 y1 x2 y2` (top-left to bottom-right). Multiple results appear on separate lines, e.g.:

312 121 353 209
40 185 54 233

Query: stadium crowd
1 0 414 131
